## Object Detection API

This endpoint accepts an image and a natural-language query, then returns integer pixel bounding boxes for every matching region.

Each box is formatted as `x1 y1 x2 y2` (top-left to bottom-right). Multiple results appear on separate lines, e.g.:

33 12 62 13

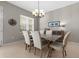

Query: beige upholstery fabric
32 31 42 49
46 30 53 40
63 32 71 47
22 31 30 45
32 31 48 50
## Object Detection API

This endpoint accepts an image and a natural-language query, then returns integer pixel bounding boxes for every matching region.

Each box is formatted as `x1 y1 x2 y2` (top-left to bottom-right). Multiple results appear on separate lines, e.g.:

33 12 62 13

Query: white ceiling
8 1 78 12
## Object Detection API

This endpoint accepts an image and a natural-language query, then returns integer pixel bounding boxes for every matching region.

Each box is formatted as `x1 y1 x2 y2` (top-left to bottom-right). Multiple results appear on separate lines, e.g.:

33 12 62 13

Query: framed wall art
48 21 60 27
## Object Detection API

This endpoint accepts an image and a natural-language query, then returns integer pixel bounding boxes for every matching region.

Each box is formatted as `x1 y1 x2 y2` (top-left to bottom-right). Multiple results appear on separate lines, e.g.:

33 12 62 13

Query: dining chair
46 30 53 40
32 31 48 57
55 30 65 42
40 30 45 35
48 31 71 57
22 31 33 52
40 29 47 35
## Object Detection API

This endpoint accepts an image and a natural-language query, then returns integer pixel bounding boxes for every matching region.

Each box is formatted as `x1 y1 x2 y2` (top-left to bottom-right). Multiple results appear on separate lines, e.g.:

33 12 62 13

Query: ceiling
8 1 78 12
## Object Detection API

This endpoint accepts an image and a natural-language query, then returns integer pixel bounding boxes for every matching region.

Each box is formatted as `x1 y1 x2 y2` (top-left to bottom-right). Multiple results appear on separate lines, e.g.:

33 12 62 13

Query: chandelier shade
32 9 45 18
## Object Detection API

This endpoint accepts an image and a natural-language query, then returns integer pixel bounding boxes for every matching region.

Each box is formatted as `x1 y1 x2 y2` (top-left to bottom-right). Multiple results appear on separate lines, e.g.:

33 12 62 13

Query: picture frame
48 21 60 27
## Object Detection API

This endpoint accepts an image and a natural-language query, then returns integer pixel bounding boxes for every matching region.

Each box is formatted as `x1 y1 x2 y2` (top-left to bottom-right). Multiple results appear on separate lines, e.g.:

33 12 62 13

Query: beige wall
40 13 49 30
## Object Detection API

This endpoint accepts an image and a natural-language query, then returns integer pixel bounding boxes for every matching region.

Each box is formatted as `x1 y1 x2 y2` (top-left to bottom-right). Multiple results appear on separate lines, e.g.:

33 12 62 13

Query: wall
0 1 33 44
40 13 49 30
46 2 79 42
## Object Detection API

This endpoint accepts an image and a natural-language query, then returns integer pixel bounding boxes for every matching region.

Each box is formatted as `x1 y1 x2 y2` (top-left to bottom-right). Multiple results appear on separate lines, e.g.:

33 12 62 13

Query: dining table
29 31 62 42
40 33 62 42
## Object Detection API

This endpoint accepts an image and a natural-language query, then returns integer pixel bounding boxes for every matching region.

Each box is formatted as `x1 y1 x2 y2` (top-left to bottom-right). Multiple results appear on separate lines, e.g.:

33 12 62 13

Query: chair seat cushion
50 42 63 50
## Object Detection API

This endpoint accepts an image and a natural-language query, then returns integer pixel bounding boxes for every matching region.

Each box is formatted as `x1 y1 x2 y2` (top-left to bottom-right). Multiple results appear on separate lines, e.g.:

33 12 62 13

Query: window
20 15 34 31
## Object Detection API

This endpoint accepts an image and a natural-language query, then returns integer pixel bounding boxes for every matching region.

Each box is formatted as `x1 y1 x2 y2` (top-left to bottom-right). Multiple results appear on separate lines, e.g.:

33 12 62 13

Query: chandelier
32 9 45 18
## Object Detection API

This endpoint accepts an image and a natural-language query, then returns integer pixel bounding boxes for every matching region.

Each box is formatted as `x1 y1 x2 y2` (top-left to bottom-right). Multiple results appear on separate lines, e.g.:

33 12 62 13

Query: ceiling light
32 9 45 18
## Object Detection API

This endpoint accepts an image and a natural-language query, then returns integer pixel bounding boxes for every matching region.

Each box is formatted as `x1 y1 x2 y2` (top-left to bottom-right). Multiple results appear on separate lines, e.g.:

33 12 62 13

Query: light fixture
32 0 45 18
60 22 66 27
32 9 45 18
60 22 66 30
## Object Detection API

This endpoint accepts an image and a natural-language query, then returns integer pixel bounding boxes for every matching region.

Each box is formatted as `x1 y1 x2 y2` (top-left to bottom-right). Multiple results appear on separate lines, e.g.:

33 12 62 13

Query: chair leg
25 44 27 50
40 49 43 58
34 47 36 55
62 47 67 58
28 45 29 47
29 45 31 52
65 50 67 56
47 41 51 48
62 48 65 58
